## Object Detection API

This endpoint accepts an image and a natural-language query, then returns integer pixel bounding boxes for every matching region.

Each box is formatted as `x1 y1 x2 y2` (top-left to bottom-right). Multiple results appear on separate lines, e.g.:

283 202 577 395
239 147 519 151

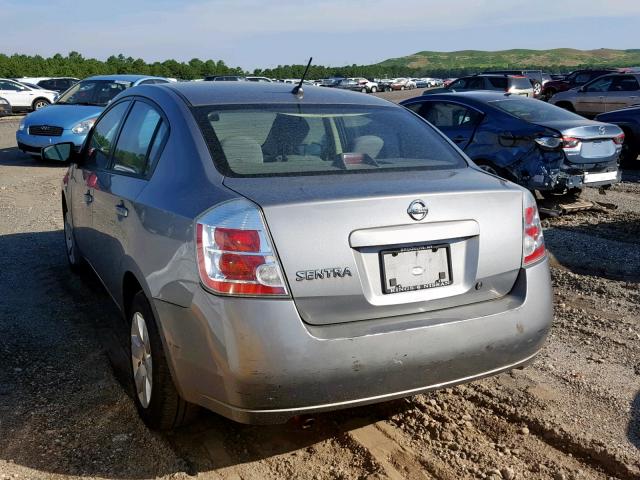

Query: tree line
0 51 620 81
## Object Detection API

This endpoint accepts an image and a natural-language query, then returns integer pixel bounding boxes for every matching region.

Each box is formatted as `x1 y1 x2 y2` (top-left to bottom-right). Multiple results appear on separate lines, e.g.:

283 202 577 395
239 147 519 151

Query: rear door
603 75 640 112
90 99 168 296
407 100 483 149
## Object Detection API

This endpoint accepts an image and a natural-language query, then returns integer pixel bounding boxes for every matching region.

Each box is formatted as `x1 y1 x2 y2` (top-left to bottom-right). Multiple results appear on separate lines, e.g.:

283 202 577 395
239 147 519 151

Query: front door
409 101 483 149
575 76 613 116
0 80 29 109
72 100 132 270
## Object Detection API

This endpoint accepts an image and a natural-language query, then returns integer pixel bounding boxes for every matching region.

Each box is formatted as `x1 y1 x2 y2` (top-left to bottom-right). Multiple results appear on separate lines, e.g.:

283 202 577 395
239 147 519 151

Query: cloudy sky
1 0 639 69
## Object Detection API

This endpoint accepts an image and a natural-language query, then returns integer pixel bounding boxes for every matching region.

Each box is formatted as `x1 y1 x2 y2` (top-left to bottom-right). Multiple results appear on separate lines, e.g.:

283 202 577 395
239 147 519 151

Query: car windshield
56 79 132 106
193 104 467 177
491 98 584 122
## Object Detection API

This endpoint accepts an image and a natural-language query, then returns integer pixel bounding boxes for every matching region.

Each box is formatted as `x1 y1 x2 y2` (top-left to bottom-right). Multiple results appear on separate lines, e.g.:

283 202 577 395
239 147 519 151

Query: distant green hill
377 48 640 72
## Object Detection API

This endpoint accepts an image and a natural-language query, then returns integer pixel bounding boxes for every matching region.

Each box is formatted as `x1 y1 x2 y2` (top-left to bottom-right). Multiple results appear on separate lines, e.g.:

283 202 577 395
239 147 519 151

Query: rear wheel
129 291 198 430
370 86 377 93
619 133 639 168
532 82 542 97
361 87 367 93
32 98 50 110
474 160 511 180
63 209 84 272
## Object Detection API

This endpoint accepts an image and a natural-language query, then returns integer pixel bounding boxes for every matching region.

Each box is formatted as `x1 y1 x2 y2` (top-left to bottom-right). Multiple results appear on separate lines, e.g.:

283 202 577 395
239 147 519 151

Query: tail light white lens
613 132 625 145
562 136 580 149
522 192 545 267
196 199 287 296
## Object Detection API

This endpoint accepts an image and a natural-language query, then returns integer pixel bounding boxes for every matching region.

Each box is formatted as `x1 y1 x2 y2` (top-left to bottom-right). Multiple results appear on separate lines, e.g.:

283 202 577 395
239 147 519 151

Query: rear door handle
115 204 128 218
452 136 466 143
84 190 93 204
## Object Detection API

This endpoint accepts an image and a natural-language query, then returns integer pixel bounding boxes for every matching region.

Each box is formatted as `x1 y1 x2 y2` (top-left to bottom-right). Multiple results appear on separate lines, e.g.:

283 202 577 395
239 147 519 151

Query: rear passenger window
112 101 166 176
488 77 508 89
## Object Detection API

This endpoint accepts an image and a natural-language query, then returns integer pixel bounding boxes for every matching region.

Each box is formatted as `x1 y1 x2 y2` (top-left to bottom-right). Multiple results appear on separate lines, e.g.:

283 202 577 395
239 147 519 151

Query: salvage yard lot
0 106 638 479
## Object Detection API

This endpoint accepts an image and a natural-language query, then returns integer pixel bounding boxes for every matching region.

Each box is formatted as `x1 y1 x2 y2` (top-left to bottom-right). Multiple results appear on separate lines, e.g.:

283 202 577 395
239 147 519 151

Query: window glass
195 104 467 176
491 98 583 122
466 78 485 89
146 121 169 175
112 102 163 175
448 78 467 90
487 77 508 89
608 75 640 92
512 77 533 89
85 101 130 169
585 76 614 92
418 102 482 128
0 81 23 91
57 79 132 106
38 80 54 90
574 73 592 85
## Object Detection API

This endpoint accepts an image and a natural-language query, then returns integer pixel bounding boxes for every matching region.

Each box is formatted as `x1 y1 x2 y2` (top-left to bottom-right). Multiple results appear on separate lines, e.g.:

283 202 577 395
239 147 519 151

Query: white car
0 78 57 112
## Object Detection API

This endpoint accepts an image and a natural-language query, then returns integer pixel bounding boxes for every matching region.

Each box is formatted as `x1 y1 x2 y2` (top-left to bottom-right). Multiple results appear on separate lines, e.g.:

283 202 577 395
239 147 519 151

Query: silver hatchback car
45 82 553 429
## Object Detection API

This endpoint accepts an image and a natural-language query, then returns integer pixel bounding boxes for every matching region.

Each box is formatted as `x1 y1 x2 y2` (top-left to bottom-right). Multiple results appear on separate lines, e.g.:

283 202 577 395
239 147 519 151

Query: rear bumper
153 259 553 424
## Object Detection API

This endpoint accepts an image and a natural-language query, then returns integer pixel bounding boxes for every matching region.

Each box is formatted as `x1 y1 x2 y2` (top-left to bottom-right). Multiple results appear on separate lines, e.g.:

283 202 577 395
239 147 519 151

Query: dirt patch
0 117 638 479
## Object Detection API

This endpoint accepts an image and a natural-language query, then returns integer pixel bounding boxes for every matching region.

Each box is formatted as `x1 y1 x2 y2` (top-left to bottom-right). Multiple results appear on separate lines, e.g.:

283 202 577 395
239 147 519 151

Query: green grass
377 48 640 72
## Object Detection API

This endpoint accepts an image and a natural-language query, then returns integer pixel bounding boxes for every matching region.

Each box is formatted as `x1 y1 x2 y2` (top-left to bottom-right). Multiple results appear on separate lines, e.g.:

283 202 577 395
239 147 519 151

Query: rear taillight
562 136 580 148
613 132 625 145
196 199 287 296
522 193 545 267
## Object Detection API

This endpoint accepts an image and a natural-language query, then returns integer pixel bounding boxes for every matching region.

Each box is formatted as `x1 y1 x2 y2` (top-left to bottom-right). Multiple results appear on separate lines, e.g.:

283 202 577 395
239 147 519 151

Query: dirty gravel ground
0 108 638 480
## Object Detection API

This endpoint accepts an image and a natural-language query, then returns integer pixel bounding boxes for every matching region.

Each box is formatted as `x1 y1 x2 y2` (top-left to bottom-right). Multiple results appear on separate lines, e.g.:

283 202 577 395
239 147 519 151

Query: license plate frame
379 244 453 295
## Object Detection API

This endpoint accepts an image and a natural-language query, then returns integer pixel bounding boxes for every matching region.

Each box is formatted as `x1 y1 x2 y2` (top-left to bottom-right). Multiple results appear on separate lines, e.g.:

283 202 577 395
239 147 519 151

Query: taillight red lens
218 253 264 281
613 132 625 145
214 227 260 252
196 199 287 297
523 197 545 267
562 136 580 148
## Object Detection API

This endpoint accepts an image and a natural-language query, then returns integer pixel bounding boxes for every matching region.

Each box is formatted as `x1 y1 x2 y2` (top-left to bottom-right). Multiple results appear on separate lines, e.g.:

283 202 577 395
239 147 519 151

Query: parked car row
13 77 80 93
0 78 58 113
424 74 535 97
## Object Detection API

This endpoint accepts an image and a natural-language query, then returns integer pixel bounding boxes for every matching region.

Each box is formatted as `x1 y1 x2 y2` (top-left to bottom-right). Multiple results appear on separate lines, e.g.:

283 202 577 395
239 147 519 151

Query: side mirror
41 142 76 162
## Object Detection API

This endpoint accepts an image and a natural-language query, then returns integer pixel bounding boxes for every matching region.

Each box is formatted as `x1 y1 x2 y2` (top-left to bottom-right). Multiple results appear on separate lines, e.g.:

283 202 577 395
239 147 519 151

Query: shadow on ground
0 147 68 168
0 230 404 478
630 391 640 451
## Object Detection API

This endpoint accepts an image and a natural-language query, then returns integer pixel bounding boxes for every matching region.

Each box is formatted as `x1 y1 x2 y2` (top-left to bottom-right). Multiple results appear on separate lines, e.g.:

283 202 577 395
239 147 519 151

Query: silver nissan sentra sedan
44 82 553 429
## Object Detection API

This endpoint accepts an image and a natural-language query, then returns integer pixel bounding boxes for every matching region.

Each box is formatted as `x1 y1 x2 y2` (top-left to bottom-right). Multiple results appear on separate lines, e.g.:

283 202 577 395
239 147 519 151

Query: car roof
82 74 165 82
155 81 394 107
402 91 523 105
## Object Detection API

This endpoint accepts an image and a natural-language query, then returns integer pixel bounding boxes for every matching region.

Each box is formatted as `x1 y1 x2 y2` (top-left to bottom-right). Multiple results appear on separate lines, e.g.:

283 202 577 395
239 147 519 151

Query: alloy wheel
131 312 153 408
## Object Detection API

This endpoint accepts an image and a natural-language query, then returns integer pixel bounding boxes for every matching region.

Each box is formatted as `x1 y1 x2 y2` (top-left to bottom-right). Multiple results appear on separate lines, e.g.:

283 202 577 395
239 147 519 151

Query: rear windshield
510 77 533 89
193 104 467 177
491 98 584 122
56 79 132 106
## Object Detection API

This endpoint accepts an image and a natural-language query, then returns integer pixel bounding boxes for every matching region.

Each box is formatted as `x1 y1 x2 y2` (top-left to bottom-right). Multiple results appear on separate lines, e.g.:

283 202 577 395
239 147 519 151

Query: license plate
584 170 618 183
380 245 452 294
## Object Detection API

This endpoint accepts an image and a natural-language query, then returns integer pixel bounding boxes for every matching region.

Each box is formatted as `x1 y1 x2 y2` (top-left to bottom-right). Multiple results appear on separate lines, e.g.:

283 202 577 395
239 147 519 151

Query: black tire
63 208 85 273
401 86 405 91
370 86 377 93
619 133 639 168
474 160 511 180
544 88 556 101
129 291 199 430
32 98 50 110
361 87 367 93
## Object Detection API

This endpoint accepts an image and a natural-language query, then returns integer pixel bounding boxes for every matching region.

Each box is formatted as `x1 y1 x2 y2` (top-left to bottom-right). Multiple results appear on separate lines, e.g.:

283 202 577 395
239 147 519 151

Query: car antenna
292 57 313 98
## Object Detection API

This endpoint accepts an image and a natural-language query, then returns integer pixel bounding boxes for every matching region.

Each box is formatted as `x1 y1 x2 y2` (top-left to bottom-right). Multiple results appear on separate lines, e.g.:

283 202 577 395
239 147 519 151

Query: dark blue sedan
596 106 640 167
401 92 623 197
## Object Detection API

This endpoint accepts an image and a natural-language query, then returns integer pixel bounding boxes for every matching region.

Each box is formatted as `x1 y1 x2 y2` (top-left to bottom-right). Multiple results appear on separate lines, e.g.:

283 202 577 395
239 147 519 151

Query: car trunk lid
224 168 525 325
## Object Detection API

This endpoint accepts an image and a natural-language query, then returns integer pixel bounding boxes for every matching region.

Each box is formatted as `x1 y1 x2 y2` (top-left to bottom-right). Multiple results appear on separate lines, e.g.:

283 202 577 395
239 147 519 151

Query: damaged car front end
400 92 622 196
